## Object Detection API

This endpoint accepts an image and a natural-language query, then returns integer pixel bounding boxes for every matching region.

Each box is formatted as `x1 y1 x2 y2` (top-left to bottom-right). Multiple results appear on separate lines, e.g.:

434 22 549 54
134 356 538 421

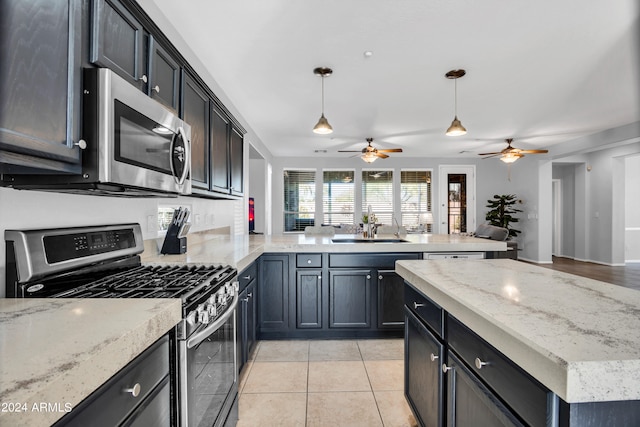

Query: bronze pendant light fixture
312 67 333 134
445 69 467 136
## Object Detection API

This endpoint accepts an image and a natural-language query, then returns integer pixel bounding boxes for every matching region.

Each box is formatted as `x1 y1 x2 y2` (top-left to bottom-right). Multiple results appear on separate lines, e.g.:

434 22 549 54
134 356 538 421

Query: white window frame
322 169 356 226
400 168 433 232
361 168 394 226
283 168 316 233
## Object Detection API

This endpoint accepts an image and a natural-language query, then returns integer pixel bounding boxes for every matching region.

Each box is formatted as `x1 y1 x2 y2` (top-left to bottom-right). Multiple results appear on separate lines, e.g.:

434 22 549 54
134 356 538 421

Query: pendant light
445 69 467 136
313 67 333 134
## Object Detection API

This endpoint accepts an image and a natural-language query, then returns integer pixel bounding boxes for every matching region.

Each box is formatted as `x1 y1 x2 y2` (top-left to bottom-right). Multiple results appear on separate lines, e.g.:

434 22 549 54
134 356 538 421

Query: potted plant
485 194 522 238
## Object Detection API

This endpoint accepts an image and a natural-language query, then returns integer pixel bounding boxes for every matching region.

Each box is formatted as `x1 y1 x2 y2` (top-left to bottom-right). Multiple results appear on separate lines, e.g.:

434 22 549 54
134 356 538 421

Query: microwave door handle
186 289 238 349
169 126 190 186
176 126 190 185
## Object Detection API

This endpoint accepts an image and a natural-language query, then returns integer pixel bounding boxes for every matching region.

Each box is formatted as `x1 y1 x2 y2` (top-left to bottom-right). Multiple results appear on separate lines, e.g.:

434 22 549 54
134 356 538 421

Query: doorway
438 165 476 234
248 143 269 234
552 179 562 256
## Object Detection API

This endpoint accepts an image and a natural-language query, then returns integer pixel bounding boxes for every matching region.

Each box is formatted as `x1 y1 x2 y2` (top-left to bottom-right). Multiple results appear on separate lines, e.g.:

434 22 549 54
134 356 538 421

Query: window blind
362 170 393 225
323 170 355 225
284 170 316 232
401 170 432 231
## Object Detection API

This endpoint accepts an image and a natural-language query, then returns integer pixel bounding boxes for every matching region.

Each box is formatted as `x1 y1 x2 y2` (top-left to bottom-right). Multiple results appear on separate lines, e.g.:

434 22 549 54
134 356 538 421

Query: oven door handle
186 291 238 349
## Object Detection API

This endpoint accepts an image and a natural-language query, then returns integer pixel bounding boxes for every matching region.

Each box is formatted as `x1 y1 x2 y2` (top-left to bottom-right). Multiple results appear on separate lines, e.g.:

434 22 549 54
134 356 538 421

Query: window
323 170 355 225
284 170 316 231
362 170 393 225
401 170 433 231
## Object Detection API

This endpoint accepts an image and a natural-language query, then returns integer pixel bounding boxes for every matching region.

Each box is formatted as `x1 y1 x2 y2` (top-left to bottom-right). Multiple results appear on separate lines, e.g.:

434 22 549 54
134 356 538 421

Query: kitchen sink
331 238 409 243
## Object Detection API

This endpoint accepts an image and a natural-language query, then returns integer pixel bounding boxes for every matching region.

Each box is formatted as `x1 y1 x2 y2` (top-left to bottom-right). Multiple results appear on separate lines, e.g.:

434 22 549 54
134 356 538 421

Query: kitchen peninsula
398 258 640 426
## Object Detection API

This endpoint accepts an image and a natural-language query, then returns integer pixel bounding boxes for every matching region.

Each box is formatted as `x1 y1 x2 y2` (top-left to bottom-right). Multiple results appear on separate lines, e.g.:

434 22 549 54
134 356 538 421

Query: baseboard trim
519 257 553 264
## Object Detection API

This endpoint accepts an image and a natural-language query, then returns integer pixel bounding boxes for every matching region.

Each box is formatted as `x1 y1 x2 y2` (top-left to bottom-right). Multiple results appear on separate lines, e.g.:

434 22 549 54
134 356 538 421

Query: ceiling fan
479 138 548 163
338 138 403 163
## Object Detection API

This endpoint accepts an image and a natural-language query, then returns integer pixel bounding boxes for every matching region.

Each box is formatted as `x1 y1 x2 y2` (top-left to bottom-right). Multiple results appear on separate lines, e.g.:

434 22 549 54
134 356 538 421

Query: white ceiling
152 0 640 159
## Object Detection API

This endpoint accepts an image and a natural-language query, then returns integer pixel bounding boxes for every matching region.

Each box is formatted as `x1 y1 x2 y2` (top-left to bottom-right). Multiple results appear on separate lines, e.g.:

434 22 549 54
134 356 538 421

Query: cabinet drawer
239 262 257 291
329 252 420 269
297 253 322 268
447 315 549 427
404 283 443 339
58 335 170 427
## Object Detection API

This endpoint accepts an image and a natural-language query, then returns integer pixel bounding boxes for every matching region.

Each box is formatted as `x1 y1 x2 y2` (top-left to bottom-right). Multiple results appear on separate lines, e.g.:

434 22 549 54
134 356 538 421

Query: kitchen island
142 232 507 269
0 298 181 427
397 258 640 426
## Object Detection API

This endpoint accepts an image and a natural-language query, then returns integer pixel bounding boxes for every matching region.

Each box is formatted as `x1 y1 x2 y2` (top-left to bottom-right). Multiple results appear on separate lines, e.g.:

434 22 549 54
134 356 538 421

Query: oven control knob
217 290 226 304
199 309 209 325
207 303 217 317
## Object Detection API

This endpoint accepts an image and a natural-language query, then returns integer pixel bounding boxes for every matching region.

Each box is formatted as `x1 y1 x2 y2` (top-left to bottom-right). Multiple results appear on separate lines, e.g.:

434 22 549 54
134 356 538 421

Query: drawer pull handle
430 353 439 362
442 363 453 373
475 357 489 370
243 275 251 280
413 302 425 309
124 383 141 398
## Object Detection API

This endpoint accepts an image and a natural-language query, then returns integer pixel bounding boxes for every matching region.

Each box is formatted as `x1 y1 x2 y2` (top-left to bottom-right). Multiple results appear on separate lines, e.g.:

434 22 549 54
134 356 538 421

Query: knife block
160 222 187 254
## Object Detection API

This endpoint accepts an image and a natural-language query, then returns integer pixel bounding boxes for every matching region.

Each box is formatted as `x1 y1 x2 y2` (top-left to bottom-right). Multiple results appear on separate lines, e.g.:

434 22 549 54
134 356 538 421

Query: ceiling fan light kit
312 67 333 135
338 137 403 163
445 69 467 136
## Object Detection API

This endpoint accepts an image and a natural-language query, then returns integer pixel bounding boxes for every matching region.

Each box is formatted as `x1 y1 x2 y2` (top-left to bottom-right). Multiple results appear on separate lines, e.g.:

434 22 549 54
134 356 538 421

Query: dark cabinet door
258 255 289 332
377 270 405 329
329 270 371 328
229 127 243 196
445 351 524 427
405 307 444 427
296 270 322 329
90 0 146 89
148 36 180 112
0 0 82 173
210 105 230 194
238 280 257 372
180 71 209 190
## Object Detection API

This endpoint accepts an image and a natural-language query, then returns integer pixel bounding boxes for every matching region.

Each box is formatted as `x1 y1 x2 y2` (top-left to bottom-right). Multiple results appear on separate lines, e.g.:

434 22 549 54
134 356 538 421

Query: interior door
438 166 476 234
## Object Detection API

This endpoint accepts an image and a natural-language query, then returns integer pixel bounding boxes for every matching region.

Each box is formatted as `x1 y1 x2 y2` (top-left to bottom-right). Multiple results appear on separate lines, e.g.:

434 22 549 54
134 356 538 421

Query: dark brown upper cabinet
148 35 180 112
211 104 231 194
90 0 146 90
0 0 83 174
91 0 180 112
181 70 210 191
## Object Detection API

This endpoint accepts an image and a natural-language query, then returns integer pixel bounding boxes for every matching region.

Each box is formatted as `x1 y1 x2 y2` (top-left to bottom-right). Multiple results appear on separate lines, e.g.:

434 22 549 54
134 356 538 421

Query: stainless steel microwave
3 68 192 196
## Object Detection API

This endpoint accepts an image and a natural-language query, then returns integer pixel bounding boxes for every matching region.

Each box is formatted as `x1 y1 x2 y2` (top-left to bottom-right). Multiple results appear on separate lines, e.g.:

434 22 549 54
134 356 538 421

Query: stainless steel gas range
5 223 239 427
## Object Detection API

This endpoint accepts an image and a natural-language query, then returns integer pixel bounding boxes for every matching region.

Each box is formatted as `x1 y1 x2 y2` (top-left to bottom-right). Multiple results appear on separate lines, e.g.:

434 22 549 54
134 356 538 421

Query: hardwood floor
532 256 640 291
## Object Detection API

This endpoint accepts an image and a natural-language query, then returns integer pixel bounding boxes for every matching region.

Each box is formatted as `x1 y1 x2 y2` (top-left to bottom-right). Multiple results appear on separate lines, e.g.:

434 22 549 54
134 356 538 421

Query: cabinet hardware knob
243 275 251 280
366 274 371 280
430 353 439 362
74 140 87 150
475 357 489 370
140 74 148 83
242 298 249 302
413 302 425 309
153 85 160 93
318 275 322 279
378 275 383 280
442 363 453 373
247 293 252 298
307 259 312 264
123 383 141 397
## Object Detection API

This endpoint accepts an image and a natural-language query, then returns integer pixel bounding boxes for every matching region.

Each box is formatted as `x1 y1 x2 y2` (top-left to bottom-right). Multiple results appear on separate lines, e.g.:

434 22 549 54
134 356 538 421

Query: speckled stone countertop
396 258 640 403
142 233 506 271
0 298 181 427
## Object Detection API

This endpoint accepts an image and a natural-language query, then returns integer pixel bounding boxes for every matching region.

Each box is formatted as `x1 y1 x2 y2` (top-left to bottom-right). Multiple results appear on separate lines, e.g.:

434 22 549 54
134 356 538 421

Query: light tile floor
238 339 417 427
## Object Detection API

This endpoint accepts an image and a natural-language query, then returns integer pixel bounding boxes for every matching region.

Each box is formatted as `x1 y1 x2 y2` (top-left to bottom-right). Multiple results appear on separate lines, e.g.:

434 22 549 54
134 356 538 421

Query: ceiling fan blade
338 150 362 153
480 153 502 159
377 148 403 153
519 149 549 154
375 152 389 159
478 152 502 156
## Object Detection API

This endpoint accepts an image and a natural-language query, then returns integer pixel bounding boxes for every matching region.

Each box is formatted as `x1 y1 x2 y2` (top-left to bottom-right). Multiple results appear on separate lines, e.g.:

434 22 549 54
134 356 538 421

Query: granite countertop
396 258 640 403
0 298 181 427
142 233 507 271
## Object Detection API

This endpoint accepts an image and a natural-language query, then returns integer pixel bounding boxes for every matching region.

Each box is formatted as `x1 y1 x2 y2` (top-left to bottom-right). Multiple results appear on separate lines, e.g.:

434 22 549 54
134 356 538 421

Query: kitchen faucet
394 217 401 238
367 205 373 239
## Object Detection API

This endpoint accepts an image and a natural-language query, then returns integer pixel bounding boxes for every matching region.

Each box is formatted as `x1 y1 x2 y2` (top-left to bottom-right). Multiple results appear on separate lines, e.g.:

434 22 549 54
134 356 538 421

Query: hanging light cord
320 76 325 114
453 78 458 116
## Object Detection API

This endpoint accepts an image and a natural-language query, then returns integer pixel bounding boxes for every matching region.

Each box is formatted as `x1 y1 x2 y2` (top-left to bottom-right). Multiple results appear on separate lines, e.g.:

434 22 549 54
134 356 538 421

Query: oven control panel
44 228 137 264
